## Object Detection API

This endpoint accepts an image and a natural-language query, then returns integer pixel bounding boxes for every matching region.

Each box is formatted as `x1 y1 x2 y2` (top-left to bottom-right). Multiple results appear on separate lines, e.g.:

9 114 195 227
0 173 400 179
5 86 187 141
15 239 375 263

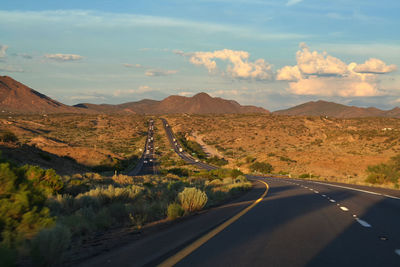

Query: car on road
144 160 148 163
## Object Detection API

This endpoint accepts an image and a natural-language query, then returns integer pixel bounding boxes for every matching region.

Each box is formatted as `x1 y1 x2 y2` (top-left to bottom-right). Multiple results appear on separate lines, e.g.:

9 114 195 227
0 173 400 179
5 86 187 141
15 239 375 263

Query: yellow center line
158 179 269 267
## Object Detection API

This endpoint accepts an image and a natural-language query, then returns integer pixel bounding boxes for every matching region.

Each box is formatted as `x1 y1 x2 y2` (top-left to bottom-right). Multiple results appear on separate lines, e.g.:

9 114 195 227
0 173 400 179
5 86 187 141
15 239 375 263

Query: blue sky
0 0 399 110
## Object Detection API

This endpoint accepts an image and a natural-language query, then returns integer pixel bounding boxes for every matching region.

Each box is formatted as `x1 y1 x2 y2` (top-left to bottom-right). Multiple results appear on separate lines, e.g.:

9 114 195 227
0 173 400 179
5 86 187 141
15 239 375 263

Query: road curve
160 118 217 170
171 177 400 267
77 176 400 266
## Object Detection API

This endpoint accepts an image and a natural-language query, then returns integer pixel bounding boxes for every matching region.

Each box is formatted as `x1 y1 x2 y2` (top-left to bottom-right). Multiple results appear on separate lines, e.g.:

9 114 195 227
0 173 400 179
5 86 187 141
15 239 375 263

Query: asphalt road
129 119 158 176
173 177 400 267
160 118 217 170
93 119 400 266
78 177 400 266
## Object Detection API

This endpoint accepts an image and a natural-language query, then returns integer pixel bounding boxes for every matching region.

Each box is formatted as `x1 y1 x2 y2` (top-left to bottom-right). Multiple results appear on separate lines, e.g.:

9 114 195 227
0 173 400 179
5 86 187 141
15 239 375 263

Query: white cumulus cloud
188 49 273 80
276 65 302 81
276 43 396 97
44 53 83 61
296 43 348 76
353 58 397 74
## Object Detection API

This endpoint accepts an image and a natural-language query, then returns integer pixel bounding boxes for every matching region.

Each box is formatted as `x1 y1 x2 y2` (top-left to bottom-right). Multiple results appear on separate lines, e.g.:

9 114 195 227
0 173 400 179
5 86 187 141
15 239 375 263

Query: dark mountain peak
193 92 212 99
0 76 86 114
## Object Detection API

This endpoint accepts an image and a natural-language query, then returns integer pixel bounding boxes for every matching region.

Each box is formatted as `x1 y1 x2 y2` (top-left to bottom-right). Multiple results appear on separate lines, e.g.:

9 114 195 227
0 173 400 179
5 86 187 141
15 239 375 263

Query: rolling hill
274 100 400 118
0 76 86 114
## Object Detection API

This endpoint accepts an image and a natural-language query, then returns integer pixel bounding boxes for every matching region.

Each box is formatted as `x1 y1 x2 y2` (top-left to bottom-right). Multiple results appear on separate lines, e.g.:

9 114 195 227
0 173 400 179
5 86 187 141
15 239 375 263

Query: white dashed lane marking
395 249 400 256
340 206 349 211
356 218 372 227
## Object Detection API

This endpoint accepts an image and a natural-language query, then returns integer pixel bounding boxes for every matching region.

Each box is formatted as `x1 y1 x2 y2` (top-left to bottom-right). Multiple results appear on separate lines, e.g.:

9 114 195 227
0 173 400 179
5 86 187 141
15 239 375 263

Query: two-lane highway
129 119 158 176
161 118 217 170
78 174 400 266
167 177 400 266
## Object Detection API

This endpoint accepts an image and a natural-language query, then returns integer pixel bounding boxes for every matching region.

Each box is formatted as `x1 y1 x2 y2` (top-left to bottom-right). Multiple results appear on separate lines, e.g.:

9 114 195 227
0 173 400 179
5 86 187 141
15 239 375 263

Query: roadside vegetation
365 154 400 187
165 114 400 189
0 149 251 266
176 132 228 167
0 114 148 176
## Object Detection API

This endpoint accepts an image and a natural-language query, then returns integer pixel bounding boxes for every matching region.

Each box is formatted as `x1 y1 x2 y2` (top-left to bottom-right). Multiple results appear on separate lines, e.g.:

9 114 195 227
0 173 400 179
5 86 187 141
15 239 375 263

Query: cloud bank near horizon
276 43 396 97
186 49 273 80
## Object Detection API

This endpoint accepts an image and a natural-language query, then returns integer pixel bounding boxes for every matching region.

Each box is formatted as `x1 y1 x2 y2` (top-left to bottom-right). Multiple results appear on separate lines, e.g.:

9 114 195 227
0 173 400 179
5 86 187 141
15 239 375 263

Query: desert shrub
93 208 112 230
245 156 256 163
0 162 55 251
168 168 190 177
223 177 234 184
279 156 296 163
76 185 142 205
112 173 133 185
0 131 18 143
249 162 273 174
299 173 311 178
176 133 207 159
167 203 184 220
30 224 71 267
206 156 228 166
365 163 399 184
230 169 243 178
234 175 248 183
178 187 208 212
23 165 64 195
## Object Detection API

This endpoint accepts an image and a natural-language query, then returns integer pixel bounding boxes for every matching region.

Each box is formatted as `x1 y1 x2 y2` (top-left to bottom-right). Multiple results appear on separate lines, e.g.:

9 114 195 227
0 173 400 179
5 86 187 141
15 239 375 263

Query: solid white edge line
311 181 400 200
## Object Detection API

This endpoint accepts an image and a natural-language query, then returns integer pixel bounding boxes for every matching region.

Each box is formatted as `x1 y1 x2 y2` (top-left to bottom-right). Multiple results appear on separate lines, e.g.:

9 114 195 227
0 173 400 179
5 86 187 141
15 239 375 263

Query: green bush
206 156 228 166
30 225 71 267
366 163 399 184
167 203 184 220
0 131 18 143
23 166 64 195
0 162 55 250
178 187 208 212
249 162 273 174
176 133 207 159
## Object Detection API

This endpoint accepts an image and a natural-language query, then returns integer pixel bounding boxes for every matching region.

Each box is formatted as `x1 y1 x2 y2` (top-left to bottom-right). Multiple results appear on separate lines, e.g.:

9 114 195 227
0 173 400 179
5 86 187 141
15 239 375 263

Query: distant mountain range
1 76 399 117
75 92 268 114
0 76 268 114
274 100 400 118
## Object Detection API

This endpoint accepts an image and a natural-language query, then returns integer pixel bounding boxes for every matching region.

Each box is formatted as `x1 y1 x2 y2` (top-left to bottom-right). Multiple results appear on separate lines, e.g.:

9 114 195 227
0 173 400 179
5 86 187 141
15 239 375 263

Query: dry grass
165 114 400 188
0 114 148 174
